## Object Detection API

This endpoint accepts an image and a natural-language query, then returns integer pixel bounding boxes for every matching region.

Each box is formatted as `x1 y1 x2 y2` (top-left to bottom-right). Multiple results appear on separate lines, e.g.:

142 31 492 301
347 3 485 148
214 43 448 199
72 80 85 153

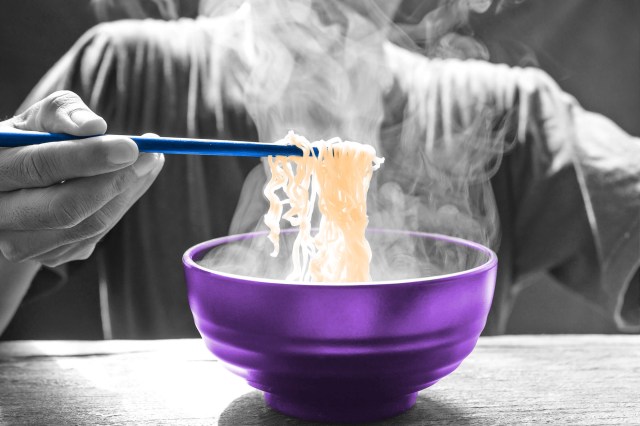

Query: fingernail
70 109 102 127
133 153 159 177
107 139 138 165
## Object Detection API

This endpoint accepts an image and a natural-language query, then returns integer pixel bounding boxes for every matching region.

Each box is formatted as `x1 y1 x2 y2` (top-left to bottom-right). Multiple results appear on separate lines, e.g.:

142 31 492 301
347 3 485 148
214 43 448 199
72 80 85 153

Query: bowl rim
183 228 497 287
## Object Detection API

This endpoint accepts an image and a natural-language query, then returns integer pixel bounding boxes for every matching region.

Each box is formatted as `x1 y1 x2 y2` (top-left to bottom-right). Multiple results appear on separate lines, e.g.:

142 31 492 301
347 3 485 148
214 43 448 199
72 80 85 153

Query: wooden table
0 336 638 425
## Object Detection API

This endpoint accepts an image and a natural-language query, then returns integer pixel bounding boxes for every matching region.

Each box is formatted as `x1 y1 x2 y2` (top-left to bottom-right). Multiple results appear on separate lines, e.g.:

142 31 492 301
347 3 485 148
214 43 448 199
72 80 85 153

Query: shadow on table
219 391 478 425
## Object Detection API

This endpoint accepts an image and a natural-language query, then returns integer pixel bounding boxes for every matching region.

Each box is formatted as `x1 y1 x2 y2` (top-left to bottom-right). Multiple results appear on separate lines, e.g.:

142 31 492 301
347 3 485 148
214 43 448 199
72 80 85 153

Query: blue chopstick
0 130 315 157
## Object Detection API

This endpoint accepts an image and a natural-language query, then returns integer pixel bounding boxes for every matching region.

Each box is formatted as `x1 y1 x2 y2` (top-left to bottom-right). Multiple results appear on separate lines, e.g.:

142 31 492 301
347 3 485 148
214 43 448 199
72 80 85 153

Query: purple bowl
183 229 497 423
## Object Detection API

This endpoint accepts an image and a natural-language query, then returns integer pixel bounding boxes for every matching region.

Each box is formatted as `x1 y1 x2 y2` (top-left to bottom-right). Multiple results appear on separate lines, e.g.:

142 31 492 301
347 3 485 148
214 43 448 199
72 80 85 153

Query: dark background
0 1 98 119
1 0 631 335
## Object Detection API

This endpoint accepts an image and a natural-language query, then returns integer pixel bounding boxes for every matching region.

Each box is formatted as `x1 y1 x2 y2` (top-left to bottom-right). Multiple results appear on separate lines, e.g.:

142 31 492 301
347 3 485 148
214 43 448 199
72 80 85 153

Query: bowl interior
195 229 493 283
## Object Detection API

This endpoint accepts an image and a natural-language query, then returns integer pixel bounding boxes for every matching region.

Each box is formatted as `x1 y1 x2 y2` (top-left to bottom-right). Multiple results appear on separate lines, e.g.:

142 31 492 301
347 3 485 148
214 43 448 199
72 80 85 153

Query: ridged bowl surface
183 230 497 423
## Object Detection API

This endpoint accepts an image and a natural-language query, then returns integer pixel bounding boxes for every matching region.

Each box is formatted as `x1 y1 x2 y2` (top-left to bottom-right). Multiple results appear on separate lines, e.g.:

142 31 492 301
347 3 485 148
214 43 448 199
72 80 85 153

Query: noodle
263 132 383 282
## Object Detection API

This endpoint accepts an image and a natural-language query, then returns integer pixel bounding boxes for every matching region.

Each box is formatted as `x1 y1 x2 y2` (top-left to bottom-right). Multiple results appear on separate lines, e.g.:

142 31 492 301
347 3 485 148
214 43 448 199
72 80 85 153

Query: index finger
0 135 139 191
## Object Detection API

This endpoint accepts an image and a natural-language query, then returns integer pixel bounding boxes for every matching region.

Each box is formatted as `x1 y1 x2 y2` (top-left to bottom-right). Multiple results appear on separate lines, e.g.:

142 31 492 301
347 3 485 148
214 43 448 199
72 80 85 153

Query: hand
0 90 164 267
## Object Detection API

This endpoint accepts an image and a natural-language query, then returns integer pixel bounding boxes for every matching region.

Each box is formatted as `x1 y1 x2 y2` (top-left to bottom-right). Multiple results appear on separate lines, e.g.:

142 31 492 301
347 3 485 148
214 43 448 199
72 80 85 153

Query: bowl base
264 391 418 423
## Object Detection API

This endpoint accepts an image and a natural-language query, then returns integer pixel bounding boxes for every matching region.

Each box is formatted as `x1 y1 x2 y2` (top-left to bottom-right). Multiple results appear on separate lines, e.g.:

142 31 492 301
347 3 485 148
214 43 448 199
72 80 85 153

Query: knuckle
42 90 87 128
47 194 88 229
17 148 57 186
110 169 136 194
46 90 78 113
1 241 30 263
78 213 110 238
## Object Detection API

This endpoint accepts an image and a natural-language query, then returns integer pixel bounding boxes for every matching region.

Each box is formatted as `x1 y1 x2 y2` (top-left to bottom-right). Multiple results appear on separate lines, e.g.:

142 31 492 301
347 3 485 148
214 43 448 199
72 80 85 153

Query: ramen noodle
264 132 383 282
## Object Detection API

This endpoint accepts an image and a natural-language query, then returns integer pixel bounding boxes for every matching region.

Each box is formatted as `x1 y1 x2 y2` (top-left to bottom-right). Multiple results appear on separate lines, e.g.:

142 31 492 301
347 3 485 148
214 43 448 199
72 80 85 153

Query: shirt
3 7 639 338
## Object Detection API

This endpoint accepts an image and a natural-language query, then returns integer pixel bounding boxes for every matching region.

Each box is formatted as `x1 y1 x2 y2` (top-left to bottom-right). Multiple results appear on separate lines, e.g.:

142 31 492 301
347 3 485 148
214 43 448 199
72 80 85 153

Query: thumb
11 90 107 136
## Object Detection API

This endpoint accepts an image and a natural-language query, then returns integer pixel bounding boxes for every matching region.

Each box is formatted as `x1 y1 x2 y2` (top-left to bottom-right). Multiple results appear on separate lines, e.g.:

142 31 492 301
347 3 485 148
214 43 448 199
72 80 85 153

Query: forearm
0 255 41 336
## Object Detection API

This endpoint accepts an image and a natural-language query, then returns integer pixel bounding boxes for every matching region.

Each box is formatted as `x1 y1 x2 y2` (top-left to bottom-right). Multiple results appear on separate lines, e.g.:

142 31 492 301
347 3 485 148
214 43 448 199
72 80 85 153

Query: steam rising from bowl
211 0 545 280
198 229 489 282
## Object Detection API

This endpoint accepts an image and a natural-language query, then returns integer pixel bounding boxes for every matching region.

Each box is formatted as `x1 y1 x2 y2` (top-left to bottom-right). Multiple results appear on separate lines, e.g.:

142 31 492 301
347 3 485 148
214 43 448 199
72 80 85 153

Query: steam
198 0 532 280
242 0 392 145
390 0 491 60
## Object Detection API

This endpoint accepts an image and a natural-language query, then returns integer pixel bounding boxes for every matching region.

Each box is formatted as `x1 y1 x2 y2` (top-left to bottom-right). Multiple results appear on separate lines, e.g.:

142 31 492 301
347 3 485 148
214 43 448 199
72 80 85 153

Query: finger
0 153 163 230
0 159 163 262
37 242 96 268
0 135 140 191
8 90 107 136
37 171 156 260
35 165 161 264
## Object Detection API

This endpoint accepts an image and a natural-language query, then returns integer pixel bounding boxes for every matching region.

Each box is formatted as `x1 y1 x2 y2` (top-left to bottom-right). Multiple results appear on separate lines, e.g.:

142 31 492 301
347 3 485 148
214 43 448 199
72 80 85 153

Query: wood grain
0 336 638 425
